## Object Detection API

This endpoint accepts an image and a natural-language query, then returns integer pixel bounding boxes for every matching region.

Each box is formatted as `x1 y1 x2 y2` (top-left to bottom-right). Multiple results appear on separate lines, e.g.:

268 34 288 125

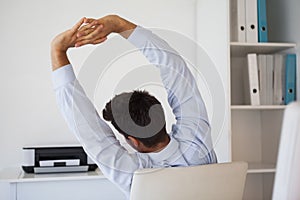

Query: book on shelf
266 55 274 104
245 0 258 42
273 54 285 105
231 0 269 43
244 53 260 105
258 54 267 104
257 54 274 105
246 53 297 106
285 54 297 105
257 0 268 42
231 0 246 42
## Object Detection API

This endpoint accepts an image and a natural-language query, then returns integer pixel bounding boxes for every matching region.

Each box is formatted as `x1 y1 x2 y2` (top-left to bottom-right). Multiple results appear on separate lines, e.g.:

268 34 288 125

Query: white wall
0 0 229 169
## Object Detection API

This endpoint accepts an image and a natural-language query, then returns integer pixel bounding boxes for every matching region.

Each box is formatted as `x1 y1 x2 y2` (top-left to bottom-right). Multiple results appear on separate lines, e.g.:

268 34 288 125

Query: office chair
273 102 300 200
130 161 248 200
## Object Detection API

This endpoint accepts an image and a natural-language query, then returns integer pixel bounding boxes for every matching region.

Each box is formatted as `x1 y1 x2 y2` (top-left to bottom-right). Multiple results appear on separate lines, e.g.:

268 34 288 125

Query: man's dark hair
102 90 167 148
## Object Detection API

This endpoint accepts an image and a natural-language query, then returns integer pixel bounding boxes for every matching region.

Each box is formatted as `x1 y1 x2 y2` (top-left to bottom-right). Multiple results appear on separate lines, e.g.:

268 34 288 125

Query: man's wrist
112 15 137 39
51 48 70 71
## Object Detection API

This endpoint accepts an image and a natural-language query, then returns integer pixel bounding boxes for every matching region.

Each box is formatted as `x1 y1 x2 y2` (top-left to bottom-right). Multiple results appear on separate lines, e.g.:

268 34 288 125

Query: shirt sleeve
127 26 212 150
52 64 139 199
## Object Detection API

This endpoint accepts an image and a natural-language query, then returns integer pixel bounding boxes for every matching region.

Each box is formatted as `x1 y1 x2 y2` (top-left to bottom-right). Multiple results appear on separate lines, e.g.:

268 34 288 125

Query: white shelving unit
229 0 298 199
230 46 290 200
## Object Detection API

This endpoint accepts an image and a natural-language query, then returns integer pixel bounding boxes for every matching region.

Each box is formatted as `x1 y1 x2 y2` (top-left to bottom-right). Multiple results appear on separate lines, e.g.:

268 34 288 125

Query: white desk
0 168 126 200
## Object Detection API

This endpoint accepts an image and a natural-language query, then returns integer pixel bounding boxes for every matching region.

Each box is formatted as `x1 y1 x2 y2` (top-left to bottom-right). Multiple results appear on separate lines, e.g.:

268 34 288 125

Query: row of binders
231 0 268 42
245 53 297 105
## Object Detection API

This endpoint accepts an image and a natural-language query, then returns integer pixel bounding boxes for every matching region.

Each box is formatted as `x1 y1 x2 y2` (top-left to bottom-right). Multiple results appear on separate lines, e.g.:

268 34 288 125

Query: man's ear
127 136 140 148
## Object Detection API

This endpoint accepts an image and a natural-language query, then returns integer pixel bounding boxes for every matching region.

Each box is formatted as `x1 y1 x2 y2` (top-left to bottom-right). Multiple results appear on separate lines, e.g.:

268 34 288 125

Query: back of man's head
102 90 167 148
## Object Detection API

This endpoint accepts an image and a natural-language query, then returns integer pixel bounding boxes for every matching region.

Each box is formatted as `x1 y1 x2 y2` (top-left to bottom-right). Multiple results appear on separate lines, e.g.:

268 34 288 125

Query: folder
257 0 268 42
245 0 258 42
266 55 274 105
245 54 260 105
273 54 285 105
231 0 246 42
258 54 267 104
285 54 297 105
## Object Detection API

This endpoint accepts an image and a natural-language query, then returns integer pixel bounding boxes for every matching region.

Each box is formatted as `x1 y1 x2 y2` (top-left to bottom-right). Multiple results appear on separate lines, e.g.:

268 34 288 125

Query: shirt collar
145 136 179 161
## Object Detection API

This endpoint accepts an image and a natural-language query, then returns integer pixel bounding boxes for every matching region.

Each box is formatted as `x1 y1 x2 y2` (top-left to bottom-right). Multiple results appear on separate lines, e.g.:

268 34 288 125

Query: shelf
230 42 296 57
231 105 287 110
247 163 276 174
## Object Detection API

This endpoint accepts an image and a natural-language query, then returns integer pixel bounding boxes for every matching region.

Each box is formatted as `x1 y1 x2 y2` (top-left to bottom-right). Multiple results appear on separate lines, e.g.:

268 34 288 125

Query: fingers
78 20 98 31
92 36 107 44
77 24 104 41
77 23 102 37
84 18 96 24
71 17 109 47
78 23 94 33
72 17 86 32
75 36 107 47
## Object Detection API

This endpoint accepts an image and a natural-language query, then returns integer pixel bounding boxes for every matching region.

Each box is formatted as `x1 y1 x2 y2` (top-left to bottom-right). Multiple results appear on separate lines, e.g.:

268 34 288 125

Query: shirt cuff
52 64 76 89
127 26 153 48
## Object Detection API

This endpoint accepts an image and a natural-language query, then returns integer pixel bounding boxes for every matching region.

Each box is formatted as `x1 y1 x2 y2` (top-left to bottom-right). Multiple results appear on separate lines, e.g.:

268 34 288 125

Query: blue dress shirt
52 26 217 199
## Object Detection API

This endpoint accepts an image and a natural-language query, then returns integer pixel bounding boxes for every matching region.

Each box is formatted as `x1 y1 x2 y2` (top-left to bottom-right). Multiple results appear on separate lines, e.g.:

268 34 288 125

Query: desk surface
0 167 106 183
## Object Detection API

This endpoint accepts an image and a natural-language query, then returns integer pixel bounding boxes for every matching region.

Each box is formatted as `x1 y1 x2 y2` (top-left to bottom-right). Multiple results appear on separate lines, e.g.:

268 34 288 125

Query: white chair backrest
273 102 300 200
130 161 248 200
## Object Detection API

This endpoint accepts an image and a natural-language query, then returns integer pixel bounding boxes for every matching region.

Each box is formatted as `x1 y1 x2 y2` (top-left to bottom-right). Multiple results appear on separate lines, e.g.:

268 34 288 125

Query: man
51 15 217 199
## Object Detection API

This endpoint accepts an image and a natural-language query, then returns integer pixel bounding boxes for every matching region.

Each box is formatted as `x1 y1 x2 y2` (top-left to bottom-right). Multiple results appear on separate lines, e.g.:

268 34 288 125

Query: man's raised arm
51 17 84 71
126 27 213 156
50 18 140 198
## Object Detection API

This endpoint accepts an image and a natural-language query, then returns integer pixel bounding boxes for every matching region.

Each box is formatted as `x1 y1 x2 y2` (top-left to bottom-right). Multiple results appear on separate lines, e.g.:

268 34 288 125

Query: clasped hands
51 15 135 53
